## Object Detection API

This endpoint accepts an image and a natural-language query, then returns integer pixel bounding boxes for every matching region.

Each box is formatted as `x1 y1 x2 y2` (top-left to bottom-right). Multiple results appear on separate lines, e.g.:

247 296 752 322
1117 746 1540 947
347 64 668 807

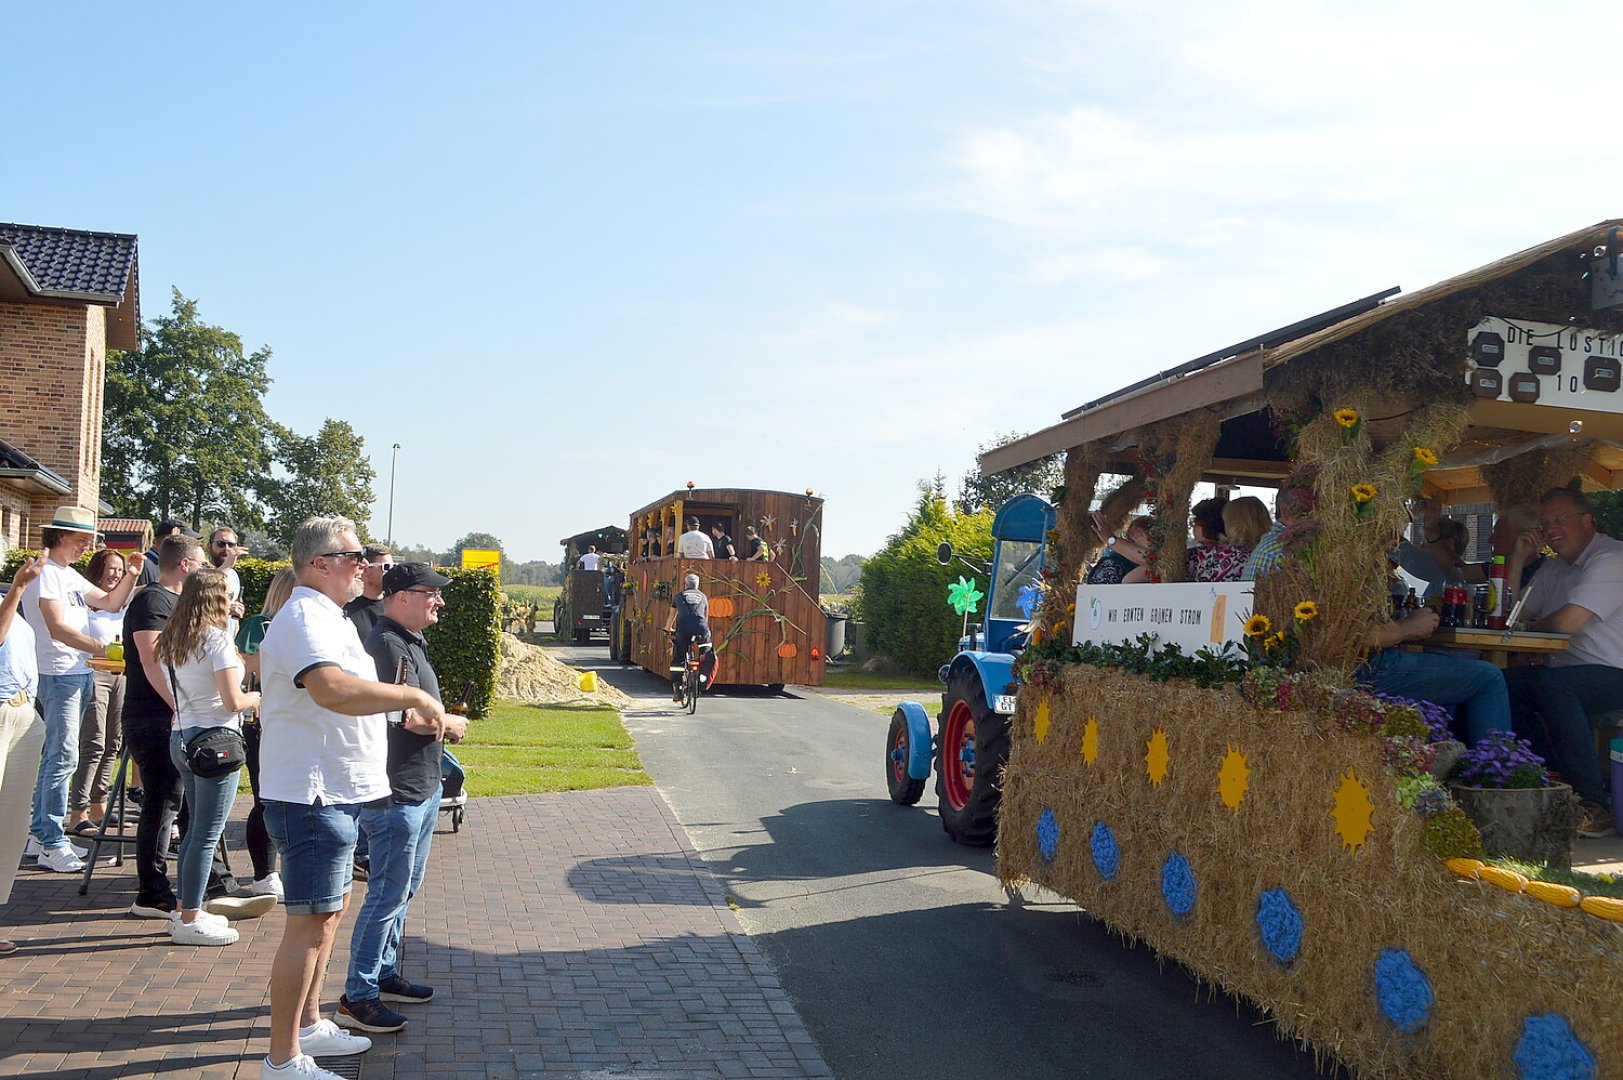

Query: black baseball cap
156 519 201 539
382 562 453 595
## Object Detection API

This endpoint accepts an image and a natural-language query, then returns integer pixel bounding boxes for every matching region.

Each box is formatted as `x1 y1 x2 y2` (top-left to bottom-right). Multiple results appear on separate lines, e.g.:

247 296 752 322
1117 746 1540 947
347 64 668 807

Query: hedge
4 552 502 720
860 492 994 677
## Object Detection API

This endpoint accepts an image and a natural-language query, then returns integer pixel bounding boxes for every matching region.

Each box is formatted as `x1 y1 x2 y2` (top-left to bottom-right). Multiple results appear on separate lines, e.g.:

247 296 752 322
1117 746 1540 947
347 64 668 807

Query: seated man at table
1507 487 1623 837
1357 605 1512 744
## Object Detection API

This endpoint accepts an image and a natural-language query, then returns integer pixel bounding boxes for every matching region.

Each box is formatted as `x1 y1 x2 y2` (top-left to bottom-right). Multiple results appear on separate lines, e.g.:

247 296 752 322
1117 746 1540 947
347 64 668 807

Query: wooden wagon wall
621 556 827 686
628 488 824 586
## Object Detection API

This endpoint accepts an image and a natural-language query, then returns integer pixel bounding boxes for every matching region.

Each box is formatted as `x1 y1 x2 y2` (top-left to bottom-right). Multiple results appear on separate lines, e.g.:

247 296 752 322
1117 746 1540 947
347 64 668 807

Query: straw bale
1135 408 1223 583
1483 445 1593 510
1057 444 1107 586
495 633 632 707
998 667 1623 1079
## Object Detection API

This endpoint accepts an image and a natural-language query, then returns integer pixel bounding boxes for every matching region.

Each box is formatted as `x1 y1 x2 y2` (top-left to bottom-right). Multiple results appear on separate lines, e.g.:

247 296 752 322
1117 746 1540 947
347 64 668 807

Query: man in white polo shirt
256 517 445 1080
1512 487 1623 838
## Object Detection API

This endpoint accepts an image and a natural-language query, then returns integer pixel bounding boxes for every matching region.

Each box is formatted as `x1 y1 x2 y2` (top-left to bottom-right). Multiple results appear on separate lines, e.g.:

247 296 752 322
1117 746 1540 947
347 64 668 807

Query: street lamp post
387 442 401 546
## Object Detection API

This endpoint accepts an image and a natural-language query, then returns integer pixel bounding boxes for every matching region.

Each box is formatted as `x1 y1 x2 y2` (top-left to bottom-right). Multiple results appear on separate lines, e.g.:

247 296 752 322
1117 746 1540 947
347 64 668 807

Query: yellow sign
461 548 501 573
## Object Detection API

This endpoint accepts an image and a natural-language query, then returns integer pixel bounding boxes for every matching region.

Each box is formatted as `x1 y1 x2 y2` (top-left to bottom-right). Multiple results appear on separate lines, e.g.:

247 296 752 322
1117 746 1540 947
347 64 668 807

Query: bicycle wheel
685 666 699 713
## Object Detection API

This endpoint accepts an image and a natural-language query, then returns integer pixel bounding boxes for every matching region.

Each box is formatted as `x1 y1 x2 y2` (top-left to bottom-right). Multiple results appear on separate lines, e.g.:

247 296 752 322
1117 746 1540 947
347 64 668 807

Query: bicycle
668 631 712 714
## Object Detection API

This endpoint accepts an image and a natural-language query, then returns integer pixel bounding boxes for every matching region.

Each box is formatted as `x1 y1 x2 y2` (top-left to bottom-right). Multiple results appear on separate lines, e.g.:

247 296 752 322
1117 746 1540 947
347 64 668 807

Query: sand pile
495 633 632 708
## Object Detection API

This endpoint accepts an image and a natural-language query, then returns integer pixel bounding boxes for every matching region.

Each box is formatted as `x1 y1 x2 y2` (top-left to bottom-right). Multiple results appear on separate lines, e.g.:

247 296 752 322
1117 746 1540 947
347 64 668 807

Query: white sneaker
35 846 86 873
260 1054 346 1080
169 916 238 946
247 873 285 901
299 1018 372 1056
24 837 88 859
204 893 277 919
168 909 230 928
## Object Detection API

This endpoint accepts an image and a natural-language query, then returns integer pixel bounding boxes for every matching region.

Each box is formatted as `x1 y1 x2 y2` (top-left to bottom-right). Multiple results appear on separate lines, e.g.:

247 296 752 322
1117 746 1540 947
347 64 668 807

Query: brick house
0 222 140 550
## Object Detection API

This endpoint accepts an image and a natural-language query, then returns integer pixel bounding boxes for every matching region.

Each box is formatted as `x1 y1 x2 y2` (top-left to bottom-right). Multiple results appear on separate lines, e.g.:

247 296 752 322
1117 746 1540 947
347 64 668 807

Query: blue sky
7 2 1621 561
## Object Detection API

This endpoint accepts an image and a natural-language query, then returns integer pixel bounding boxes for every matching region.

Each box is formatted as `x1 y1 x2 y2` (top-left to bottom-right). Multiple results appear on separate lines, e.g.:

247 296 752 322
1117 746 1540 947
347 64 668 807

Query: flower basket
1447 781 1579 868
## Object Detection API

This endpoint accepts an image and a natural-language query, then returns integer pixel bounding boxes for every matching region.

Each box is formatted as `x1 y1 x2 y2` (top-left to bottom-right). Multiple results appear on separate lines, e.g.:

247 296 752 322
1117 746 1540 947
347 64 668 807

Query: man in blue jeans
338 563 467 1033
1507 488 1623 837
1357 605 1512 741
20 507 139 873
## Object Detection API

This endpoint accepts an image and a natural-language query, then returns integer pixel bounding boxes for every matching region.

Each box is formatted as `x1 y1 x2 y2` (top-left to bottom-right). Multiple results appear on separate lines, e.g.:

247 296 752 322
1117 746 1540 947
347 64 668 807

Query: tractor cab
940 492 1058 655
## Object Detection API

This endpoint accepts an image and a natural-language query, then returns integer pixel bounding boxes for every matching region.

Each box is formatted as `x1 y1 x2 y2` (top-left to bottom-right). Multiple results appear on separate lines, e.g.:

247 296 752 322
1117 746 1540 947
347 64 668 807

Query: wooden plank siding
624 488 827 687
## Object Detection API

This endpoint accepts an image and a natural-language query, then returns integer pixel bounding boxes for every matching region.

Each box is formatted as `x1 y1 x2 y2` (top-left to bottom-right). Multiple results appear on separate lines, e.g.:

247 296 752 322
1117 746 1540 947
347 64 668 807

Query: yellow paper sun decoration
1217 746 1251 810
1332 768 1375 852
1145 729 1170 787
1033 700 1051 743
1081 716 1099 764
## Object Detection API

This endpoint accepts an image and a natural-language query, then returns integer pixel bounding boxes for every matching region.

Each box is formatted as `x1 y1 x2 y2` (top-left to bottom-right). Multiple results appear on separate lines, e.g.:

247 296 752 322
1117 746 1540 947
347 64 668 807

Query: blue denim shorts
263 798 362 915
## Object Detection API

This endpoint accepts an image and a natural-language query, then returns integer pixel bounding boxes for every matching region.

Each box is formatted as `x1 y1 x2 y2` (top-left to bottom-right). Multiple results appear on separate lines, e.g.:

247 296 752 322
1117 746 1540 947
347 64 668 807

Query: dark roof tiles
0 222 138 301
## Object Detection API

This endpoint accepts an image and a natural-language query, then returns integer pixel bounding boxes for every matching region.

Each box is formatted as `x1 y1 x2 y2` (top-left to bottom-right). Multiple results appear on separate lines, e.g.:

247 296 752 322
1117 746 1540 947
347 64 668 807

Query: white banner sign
1072 581 1255 653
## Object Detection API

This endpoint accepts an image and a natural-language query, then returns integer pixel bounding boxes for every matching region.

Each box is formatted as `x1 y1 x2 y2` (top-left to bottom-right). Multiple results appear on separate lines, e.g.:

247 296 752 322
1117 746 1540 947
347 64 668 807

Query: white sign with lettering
1072 581 1255 653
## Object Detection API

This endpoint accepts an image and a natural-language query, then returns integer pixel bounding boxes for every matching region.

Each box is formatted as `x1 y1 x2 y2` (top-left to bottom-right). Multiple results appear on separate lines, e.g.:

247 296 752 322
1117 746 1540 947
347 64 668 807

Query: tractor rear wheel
886 709 926 806
935 665 1008 846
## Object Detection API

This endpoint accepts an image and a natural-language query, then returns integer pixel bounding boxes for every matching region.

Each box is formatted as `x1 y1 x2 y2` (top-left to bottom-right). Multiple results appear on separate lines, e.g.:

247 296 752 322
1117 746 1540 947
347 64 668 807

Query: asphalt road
558 644 1329 1080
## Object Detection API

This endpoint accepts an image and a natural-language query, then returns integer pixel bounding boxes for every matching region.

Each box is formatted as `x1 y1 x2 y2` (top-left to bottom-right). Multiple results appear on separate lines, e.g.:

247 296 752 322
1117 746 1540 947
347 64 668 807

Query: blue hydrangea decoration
1514 1014 1595 1080
1160 852 1196 918
1373 949 1433 1034
1256 888 1303 966
1016 581 1042 619
1090 822 1119 881
1036 808 1060 862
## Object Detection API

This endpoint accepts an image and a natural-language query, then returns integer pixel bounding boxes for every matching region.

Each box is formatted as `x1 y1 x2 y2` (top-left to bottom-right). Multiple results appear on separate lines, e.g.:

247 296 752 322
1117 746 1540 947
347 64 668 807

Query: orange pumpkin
710 596 735 618
777 642 799 659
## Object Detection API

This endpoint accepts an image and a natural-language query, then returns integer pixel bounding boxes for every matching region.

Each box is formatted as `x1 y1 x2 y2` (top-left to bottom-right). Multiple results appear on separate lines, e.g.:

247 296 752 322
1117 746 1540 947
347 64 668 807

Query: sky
7 1 1622 562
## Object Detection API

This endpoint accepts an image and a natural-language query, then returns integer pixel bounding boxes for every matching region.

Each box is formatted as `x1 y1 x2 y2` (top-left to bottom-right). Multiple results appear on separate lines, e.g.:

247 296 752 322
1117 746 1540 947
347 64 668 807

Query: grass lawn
1489 856 1623 899
457 698 651 797
505 583 562 608
822 669 941 693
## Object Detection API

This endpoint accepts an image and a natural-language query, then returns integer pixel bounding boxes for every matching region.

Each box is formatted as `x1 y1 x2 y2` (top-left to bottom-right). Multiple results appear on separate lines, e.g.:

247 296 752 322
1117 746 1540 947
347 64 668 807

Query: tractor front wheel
886 709 926 806
935 665 1008 846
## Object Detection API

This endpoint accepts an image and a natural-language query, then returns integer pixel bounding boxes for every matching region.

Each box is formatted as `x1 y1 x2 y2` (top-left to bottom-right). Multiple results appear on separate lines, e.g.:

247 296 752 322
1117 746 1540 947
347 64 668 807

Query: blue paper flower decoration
1036 808 1059 862
1514 1014 1595 1080
1160 852 1196 917
1016 582 1042 619
1090 822 1119 880
1373 949 1433 1034
1256 888 1303 966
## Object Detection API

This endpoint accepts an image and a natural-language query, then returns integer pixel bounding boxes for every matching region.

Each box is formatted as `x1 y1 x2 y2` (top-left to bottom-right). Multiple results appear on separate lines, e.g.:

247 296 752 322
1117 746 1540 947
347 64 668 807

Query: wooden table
1420 627 1569 667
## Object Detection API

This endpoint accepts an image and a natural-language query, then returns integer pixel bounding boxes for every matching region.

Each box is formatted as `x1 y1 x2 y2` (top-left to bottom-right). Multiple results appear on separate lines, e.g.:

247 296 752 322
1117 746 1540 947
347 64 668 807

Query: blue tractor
885 493 1058 845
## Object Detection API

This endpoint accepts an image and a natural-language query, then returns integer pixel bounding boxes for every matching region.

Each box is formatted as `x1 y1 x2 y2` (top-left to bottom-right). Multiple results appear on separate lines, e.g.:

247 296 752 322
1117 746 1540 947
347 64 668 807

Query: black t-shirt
1086 549 1137 585
671 589 709 635
123 585 178 720
713 533 736 559
746 537 766 560
365 615 444 805
344 595 385 641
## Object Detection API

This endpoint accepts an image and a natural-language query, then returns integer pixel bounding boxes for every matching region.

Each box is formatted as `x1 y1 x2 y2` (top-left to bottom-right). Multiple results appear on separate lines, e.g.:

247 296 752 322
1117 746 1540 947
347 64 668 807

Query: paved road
560 645 1326 1080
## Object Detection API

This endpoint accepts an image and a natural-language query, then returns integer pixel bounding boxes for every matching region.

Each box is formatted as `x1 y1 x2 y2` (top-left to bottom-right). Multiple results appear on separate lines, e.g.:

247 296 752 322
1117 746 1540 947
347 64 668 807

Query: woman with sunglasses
155 568 260 946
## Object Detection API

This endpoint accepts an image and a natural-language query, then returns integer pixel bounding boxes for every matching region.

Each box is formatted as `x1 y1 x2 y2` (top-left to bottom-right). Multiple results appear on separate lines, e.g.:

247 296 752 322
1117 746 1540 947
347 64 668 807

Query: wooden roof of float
983 219 1623 504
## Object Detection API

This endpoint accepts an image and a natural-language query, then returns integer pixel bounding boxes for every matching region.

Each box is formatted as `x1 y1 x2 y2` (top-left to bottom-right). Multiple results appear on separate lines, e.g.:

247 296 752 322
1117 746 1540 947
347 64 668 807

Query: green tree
450 532 504 563
1590 490 1623 539
268 419 377 545
957 431 1063 515
103 289 281 529
861 481 994 675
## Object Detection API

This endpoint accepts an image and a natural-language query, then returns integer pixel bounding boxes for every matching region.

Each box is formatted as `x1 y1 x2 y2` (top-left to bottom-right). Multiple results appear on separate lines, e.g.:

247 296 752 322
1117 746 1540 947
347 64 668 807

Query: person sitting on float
1188 497 1272 583
1086 513 1155 585
1395 515 1470 601
1243 484 1314 580
1458 505 1544 599
1357 601 1512 746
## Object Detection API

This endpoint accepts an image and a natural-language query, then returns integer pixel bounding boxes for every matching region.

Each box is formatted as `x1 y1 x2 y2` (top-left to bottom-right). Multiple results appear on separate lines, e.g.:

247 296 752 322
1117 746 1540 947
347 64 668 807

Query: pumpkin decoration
710 596 735 618
777 642 799 659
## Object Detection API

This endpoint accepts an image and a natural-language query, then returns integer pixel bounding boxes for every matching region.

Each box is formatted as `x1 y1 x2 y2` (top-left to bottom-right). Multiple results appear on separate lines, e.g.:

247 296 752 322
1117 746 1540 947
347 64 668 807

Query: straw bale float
973 221 1623 1078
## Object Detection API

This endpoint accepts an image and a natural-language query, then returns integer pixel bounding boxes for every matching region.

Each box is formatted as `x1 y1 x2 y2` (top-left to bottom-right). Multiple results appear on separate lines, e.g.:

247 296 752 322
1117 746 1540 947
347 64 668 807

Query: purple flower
1452 731 1550 789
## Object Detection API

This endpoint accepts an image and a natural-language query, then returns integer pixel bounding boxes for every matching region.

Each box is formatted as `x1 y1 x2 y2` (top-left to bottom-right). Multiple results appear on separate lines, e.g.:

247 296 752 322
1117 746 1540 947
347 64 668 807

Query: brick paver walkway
0 789 833 1079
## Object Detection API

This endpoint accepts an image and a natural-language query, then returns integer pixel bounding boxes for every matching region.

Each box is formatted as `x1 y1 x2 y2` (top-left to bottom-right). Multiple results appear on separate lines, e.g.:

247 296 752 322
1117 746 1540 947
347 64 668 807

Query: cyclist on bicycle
664 573 710 704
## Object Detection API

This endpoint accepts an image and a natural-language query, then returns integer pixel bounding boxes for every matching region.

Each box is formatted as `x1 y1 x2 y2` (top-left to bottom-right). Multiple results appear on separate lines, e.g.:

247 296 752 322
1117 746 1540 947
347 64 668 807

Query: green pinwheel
947 576 984 616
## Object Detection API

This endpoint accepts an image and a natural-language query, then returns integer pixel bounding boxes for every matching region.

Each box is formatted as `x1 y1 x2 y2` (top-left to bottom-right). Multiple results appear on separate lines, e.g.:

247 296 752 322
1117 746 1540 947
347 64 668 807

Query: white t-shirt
257 585 390 805
678 530 714 559
577 552 600 570
167 627 244 732
22 560 92 675
86 606 124 647
1527 531 1623 669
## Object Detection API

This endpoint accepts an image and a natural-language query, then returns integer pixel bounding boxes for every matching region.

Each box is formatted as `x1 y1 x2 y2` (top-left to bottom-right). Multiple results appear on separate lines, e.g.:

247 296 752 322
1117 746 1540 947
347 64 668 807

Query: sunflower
1412 446 1439 467
755 572 772 590
1333 408 1360 428
1294 600 1319 622
1351 483 1377 504
1266 631 1286 648
1243 614 1272 637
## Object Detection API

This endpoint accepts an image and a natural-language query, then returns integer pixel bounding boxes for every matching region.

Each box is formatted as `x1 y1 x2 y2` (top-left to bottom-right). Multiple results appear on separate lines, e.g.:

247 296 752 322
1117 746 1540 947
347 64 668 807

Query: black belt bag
183 725 247 778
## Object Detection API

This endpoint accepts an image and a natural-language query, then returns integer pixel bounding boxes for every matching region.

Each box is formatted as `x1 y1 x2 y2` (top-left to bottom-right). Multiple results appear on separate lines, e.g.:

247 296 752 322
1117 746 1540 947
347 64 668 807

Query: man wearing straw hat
20 507 141 872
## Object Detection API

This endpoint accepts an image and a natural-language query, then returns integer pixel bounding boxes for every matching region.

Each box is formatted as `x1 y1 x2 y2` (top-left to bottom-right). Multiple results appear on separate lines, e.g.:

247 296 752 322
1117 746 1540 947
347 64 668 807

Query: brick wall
0 300 104 544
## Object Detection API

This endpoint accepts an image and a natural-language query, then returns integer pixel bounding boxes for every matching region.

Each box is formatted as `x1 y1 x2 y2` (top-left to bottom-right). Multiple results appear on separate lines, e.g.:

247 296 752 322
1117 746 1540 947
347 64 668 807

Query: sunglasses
319 550 369 563
212 540 238 548
403 588 443 599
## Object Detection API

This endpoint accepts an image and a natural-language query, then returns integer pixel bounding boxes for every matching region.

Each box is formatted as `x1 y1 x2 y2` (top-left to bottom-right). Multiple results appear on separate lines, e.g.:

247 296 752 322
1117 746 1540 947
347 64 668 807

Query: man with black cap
337 562 466 1034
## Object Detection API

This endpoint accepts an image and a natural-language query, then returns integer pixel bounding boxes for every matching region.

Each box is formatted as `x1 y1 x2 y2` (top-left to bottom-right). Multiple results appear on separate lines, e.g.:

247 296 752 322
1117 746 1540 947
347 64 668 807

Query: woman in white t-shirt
154 568 260 946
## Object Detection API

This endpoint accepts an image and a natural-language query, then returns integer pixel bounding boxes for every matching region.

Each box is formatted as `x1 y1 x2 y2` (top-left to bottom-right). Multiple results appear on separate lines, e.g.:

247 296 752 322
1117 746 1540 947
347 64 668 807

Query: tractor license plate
582 615 600 620
994 694 1018 714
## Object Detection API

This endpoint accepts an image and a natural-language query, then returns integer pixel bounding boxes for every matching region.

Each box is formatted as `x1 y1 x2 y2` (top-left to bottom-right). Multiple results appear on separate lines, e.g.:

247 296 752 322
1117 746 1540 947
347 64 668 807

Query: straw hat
46 506 99 534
